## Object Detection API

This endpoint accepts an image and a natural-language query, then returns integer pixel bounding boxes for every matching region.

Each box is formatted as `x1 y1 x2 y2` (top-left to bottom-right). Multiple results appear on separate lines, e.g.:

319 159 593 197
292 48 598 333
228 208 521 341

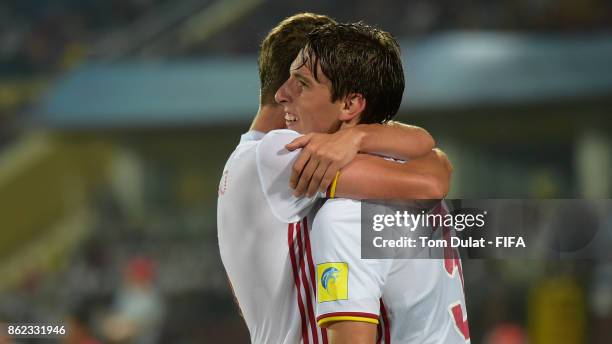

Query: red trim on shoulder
316 312 379 322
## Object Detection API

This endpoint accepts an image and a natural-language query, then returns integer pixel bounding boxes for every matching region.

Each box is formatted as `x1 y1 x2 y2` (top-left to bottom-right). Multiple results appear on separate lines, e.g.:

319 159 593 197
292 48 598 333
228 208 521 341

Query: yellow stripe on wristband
329 171 340 198
318 316 379 327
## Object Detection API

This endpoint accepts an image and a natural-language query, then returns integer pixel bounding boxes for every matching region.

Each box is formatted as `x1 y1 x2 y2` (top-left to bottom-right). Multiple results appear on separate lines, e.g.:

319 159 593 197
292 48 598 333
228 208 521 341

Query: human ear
338 93 366 122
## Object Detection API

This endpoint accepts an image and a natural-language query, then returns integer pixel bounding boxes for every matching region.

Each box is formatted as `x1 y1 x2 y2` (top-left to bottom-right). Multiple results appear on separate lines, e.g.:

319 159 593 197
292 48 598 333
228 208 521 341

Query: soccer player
275 25 470 343
217 14 451 344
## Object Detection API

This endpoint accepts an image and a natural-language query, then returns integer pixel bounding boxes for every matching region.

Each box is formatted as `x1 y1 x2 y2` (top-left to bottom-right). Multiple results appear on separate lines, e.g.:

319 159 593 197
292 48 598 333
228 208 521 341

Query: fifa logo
317 263 348 303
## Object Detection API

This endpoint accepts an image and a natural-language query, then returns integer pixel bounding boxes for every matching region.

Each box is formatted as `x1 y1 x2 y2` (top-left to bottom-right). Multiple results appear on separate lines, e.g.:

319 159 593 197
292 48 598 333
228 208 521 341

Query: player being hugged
217 13 453 344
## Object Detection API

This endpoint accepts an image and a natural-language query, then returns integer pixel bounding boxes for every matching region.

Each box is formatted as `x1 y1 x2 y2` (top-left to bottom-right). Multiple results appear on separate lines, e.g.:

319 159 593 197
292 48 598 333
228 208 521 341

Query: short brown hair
302 22 404 124
258 13 336 105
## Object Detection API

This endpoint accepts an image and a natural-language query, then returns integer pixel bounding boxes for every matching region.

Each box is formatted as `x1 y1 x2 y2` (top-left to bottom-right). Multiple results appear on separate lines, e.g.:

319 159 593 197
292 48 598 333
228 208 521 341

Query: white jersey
217 130 327 344
310 199 470 344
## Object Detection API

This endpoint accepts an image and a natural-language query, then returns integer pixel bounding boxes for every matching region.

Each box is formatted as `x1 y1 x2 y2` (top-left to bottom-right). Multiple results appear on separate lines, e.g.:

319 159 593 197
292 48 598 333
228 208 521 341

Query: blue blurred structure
34 58 259 128
33 33 612 128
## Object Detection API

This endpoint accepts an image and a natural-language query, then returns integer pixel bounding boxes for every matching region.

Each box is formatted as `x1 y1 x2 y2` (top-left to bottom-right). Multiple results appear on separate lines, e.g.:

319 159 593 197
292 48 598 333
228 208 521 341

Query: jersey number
443 227 470 341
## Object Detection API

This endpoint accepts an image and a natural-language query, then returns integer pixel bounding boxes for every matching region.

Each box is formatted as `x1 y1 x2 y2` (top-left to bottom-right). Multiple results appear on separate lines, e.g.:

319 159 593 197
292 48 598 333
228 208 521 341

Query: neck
250 104 286 133
339 116 361 131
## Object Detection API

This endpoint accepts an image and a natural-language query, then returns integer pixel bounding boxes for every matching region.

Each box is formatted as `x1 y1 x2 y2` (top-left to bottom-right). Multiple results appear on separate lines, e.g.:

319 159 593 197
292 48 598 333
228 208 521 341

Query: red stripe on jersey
302 217 328 344
381 299 391 344
377 303 384 344
316 312 380 323
322 322 329 343
288 223 309 344
297 221 319 344
302 218 318 296
321 323 328 343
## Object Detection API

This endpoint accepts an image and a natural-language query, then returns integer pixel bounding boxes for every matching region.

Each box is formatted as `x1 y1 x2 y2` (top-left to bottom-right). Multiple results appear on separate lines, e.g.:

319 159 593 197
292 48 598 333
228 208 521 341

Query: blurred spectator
484 323 528 344
102 256 165 344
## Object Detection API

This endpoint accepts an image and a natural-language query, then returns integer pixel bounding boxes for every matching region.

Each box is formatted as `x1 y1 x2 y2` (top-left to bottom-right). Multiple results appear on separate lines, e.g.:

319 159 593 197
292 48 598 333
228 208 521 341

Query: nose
275 78 291 105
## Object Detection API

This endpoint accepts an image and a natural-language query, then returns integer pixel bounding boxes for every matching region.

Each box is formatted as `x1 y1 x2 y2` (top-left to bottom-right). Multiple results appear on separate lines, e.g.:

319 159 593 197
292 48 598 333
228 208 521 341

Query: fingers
319 163 339 194
306 160 331 197
285 134 311 151
290 148 312 189
294 158 319 197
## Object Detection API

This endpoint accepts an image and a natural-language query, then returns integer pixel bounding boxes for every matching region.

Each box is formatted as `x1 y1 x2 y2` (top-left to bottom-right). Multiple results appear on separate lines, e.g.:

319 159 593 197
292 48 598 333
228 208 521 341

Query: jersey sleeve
256 129 324 223
310 199 393 327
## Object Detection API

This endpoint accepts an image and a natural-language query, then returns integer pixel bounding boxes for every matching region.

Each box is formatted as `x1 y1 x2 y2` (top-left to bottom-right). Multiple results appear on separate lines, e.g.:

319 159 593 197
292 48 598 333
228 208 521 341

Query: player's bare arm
326 321 377 344
346 121 435 159
335 148 452 200
286 122 437 196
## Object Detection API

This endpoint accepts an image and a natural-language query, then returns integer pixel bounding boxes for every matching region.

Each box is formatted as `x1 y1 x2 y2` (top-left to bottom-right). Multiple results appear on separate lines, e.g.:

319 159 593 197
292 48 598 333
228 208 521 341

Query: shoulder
256 129 302 166
258 129 301 148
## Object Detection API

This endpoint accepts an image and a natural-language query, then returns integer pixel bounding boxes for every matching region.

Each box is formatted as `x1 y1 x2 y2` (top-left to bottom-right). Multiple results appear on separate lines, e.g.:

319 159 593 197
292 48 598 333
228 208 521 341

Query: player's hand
285 128 366 197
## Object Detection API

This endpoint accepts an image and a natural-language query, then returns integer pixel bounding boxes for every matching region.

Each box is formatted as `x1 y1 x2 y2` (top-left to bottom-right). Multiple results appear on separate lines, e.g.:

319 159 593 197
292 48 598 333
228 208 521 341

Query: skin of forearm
326 321 377 344
335 152 450 200
354 121 435 160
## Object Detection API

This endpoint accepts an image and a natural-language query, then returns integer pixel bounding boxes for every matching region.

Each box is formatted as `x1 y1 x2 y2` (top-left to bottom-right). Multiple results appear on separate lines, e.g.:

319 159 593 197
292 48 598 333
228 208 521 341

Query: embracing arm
256 129 450 222
334 148 452 200
287 122 436 196
352 121 435 160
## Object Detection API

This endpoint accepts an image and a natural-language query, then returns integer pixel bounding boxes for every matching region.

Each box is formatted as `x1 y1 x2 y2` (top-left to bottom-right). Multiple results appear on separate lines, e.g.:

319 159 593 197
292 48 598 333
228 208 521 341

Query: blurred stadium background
0 0 611 343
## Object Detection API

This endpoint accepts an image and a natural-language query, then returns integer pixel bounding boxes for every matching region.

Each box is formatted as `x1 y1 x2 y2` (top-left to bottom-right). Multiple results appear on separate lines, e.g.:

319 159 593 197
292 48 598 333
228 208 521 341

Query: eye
297 79 307 88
